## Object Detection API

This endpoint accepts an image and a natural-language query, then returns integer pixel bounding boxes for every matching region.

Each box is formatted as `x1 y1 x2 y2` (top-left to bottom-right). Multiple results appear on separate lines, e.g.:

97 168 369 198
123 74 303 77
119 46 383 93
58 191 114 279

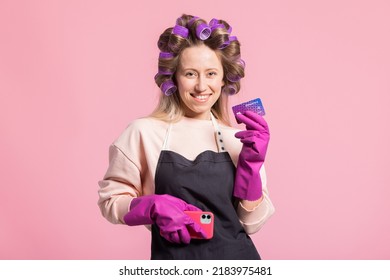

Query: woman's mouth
190 94 211 102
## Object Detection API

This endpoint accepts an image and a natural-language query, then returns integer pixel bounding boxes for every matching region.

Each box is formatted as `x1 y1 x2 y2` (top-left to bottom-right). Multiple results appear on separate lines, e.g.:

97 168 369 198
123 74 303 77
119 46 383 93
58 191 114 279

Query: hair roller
209 18 219 26
229 36 238 42
188 16 200 26
226 26 232 34
172 25 189 38
210 18 232 34
210 23 225 32
219 19 232 34
223 84 237 95
227 58 245 81
218 37 231 49
196 23 211 40
188 16 211 40
159 52 174 59
168 29 190 53
226 73 241 82
218 35 239 49
160 80 177 96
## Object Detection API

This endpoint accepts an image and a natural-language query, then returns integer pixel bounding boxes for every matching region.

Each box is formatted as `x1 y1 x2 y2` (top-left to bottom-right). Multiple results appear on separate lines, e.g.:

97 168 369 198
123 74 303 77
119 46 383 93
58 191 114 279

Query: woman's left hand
234 111 270 201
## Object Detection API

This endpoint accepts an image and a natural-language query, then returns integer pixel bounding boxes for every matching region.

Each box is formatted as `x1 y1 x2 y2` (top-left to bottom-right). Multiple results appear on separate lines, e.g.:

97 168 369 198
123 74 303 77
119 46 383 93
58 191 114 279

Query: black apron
151 114 260 260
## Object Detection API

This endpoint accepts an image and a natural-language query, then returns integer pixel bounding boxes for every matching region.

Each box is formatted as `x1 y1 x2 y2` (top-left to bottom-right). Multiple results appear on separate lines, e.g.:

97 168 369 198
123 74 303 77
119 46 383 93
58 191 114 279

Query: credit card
232 98 265 123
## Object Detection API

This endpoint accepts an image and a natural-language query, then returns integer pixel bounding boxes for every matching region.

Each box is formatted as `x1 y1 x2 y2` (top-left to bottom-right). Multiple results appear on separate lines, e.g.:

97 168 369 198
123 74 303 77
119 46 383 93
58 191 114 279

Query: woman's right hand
123 194 207 244
234 111 270 201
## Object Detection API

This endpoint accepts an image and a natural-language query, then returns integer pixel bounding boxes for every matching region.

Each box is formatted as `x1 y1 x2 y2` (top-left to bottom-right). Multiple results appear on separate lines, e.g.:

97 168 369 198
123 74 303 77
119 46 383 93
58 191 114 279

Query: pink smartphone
184 211 214 239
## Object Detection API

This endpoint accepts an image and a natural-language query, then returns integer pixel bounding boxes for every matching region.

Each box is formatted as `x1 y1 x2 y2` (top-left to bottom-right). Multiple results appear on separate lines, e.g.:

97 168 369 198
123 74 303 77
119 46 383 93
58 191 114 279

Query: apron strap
162 122 172 150
162 113 226 152
211 113 226 153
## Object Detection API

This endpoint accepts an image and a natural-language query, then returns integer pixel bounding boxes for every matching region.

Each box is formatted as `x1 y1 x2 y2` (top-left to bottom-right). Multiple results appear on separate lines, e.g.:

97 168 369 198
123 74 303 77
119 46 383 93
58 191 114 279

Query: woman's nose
195 76 207 92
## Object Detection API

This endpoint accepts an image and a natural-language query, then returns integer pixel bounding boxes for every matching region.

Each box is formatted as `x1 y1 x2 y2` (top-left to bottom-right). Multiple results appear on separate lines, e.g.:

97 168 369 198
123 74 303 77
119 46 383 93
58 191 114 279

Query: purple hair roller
159 52 174 59
226 73 241 82
219 36 238 49
196 23 211 40
209 18 219 26
223 85 237 95
160 80 177 96
172 25 189 38
210 18 232 33
218 38 230 49
188 16 200 26
210 23 225 31
219 42 229 49
227 26 232 34
229 36 238 42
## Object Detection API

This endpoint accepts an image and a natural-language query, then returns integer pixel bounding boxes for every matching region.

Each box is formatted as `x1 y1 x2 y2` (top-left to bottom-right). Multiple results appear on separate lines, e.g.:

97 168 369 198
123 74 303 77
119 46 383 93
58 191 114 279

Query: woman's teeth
192 94 209 100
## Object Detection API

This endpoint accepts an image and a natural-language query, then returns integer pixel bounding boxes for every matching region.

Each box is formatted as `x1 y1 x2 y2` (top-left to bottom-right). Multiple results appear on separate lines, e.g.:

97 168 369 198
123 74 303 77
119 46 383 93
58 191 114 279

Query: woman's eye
185 72 196 77
208 72 217 77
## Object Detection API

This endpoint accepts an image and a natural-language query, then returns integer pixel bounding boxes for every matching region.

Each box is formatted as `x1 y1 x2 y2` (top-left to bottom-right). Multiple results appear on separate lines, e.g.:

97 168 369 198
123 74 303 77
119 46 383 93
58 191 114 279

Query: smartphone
184 211 214 239
232 98 265 124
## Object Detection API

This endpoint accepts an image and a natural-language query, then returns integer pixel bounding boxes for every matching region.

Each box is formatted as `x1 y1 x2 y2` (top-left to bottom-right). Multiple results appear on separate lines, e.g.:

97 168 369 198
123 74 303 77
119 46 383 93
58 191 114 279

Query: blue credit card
232 98 265 123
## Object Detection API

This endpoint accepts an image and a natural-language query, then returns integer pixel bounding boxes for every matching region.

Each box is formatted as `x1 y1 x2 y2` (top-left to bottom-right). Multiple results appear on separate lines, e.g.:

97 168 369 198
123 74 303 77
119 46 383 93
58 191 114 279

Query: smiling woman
98 14 275 260
152 14 245 125
175 45 225 120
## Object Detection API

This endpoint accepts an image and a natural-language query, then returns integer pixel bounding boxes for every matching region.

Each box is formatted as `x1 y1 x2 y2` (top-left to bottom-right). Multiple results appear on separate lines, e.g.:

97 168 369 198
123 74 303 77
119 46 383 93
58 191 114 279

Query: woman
98 14 275 259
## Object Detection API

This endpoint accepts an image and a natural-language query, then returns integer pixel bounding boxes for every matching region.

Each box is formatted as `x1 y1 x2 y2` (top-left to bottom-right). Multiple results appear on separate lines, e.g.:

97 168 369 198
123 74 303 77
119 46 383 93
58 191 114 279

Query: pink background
1 0 389 259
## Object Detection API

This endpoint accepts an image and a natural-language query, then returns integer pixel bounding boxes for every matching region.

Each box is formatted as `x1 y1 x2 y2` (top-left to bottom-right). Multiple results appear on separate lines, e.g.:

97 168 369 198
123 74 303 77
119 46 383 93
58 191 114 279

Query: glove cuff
233 172 263 201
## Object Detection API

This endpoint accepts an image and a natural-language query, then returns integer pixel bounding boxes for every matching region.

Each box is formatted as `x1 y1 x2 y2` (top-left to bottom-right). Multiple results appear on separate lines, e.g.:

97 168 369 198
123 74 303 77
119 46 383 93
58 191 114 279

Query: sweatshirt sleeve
236 165 275 234
98 144 143 224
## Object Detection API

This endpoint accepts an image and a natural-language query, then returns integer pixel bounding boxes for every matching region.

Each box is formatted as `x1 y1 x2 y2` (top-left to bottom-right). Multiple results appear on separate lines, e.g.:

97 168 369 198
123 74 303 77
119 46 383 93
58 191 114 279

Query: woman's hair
150 14 245 125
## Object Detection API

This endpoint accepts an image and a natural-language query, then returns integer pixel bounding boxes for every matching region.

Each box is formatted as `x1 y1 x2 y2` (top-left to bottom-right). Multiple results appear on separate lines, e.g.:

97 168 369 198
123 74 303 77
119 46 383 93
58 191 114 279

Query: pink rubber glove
234 111 270 201
123 194 207 244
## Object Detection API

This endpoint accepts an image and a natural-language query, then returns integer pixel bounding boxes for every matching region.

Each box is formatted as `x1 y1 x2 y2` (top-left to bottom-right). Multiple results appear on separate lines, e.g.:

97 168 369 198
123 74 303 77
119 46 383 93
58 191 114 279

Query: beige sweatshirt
98 116 275 234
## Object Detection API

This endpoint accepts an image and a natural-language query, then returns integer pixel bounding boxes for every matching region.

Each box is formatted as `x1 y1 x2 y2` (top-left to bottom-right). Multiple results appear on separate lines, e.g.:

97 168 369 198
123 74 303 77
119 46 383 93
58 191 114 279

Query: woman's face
175 44 225 120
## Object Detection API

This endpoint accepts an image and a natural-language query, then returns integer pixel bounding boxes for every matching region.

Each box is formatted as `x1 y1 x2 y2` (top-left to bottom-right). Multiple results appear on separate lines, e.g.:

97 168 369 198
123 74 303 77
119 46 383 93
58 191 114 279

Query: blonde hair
150 14 245 126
